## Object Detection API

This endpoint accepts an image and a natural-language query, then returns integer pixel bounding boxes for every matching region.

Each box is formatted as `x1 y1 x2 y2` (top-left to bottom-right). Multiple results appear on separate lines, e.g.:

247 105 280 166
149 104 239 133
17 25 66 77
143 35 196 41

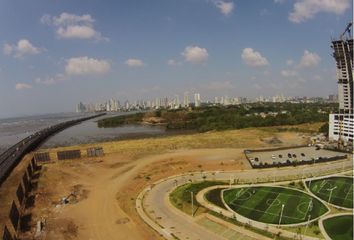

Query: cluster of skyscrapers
76 93 335 114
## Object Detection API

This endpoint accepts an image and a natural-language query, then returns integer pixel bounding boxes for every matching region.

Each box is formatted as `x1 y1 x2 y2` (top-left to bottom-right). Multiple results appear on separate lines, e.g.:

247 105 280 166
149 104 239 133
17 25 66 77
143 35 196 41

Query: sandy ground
4 126 313 240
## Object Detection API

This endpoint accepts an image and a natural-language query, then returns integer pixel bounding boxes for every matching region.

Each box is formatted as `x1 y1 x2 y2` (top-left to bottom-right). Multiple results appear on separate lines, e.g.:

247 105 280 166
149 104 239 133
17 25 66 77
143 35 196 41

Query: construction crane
340 22 353 40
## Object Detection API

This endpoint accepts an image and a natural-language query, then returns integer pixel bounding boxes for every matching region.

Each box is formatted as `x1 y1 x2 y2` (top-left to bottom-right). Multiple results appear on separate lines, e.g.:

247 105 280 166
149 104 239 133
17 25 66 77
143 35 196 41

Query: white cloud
3 39 42 58
41 13 108 41
167 59 181 66
15 83 32 90
286 59 294 66
3 43 12 55
289 0 350 23
281 69 298 77
213 1 234 16
274 0 286 3
125 58 145 67
65 57 111 75
299 50 321 68
241 48 269 67
182 46 209 64
57 25 97 39
35 74 66 85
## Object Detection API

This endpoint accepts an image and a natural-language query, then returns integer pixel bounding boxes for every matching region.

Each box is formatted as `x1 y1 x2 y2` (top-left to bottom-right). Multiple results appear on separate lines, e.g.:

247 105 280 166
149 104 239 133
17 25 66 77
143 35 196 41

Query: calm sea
0 112 166 154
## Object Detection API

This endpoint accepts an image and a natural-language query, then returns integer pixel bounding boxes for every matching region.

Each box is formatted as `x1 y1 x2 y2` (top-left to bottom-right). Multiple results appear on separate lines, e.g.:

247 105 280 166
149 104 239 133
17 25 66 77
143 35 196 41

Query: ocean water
0 112 166 154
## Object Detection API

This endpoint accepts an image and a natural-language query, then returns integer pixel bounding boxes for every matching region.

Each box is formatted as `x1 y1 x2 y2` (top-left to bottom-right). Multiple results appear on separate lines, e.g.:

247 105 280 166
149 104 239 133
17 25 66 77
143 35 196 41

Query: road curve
137 158 352 240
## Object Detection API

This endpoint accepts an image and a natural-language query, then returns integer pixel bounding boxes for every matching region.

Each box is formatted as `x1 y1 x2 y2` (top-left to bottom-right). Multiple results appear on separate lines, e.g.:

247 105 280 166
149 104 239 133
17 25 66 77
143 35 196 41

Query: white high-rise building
329 25 353 145
194 93 201 107
183 92 189 107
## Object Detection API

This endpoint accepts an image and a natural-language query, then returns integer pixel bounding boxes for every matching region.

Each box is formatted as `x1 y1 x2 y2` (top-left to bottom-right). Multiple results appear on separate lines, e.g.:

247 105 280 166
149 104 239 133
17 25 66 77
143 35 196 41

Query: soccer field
323 215 353 240
223 186 328 225
307 177 353 209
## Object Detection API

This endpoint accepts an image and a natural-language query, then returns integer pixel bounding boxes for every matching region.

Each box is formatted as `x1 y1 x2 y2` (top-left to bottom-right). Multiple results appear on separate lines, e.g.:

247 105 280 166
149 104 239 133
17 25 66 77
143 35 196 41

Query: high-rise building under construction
329 23 354 146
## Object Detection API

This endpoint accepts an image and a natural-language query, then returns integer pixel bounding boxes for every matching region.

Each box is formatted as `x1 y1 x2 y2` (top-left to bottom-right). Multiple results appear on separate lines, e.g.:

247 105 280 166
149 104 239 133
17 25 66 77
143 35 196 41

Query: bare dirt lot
2 124 316 240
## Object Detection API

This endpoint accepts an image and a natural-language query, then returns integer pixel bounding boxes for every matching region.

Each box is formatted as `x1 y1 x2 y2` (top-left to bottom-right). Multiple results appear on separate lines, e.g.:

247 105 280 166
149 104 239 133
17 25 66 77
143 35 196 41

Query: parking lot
246 146 347 167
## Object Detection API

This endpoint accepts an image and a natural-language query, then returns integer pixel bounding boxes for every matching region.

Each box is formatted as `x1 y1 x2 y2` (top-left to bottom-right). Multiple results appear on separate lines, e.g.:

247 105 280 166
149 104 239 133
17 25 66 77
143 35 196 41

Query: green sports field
223 186 328 225
323 215 353 240
307 177 353 208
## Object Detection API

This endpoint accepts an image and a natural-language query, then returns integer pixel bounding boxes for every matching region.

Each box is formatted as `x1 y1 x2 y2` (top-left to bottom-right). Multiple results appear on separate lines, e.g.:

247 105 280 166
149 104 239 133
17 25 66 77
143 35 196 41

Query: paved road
137 158 353 240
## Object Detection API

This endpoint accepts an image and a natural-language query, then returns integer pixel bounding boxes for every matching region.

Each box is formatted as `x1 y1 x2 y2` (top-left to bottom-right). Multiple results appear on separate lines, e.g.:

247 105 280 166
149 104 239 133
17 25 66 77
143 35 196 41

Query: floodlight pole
303 214 311 237
328 187 337 203
278 204 285 227
190 191 194 217
229 175 232 188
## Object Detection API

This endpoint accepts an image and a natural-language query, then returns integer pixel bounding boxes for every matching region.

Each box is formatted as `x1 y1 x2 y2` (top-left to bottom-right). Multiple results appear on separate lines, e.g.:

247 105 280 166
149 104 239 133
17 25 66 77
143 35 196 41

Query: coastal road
0 113 105 186
138 158 353 240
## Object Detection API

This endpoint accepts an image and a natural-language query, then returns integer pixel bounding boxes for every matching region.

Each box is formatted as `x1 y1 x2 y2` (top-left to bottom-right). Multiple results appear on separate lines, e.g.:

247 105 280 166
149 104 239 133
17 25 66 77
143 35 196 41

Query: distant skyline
0 0 352 118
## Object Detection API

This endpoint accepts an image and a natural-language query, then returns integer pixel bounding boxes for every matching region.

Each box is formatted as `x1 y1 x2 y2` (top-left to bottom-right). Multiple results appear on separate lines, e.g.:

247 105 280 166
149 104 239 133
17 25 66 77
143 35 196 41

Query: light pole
303 214 311 237
328 186 337 203
190 191 194 217
278 204 285 227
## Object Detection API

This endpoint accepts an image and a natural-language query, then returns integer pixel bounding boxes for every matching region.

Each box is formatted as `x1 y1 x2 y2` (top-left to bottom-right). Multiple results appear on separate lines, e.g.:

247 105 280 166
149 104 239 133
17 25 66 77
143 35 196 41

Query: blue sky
0 0 352 118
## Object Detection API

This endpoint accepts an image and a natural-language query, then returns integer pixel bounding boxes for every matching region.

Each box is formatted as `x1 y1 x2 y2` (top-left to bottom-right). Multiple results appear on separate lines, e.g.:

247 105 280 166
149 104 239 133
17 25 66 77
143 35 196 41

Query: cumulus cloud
15 83 32 90
41 12 108 41
289 0 350 23
213 1 234 16
3 39 42 58
281 69 298 77
182 46 209 64
56 25 98 39
65 56 111 75
299 50 321 68
241 48 269 67
125 58 145 67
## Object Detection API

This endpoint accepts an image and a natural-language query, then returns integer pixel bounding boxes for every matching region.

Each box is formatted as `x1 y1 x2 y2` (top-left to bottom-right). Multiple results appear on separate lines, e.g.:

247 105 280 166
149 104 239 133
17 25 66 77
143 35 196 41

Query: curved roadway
137 158 352 240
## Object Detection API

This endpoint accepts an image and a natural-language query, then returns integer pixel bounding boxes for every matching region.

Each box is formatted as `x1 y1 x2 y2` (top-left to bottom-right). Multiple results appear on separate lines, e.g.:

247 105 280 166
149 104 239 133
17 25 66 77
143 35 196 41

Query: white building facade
329 37 353 144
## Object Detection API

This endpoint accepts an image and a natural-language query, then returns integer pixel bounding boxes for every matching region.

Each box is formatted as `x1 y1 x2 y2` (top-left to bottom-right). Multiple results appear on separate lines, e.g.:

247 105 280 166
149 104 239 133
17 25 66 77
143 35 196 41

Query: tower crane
340 22 353 40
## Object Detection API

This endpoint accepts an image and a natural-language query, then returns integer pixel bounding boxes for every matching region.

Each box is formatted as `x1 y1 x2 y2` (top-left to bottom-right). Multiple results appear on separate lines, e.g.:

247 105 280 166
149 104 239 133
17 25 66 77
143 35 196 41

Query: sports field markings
264 194 281 214
229 202 304 221
317 180 329 194
297 200 313 220
229 188 252 203
229 190 313 221
344 185 353 202
315 180 353 201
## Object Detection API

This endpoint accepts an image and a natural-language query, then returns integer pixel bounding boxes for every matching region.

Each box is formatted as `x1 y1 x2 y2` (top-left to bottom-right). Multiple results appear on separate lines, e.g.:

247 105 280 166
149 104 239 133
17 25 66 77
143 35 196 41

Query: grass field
307 177 353 208
170 181 225 215
323 215 353 240
223 186 328 225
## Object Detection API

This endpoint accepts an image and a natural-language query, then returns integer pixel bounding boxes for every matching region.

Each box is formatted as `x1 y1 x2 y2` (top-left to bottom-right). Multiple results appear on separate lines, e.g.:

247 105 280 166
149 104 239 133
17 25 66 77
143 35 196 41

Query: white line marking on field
264 194 281 214
317 180 328 193
344 185 353 201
